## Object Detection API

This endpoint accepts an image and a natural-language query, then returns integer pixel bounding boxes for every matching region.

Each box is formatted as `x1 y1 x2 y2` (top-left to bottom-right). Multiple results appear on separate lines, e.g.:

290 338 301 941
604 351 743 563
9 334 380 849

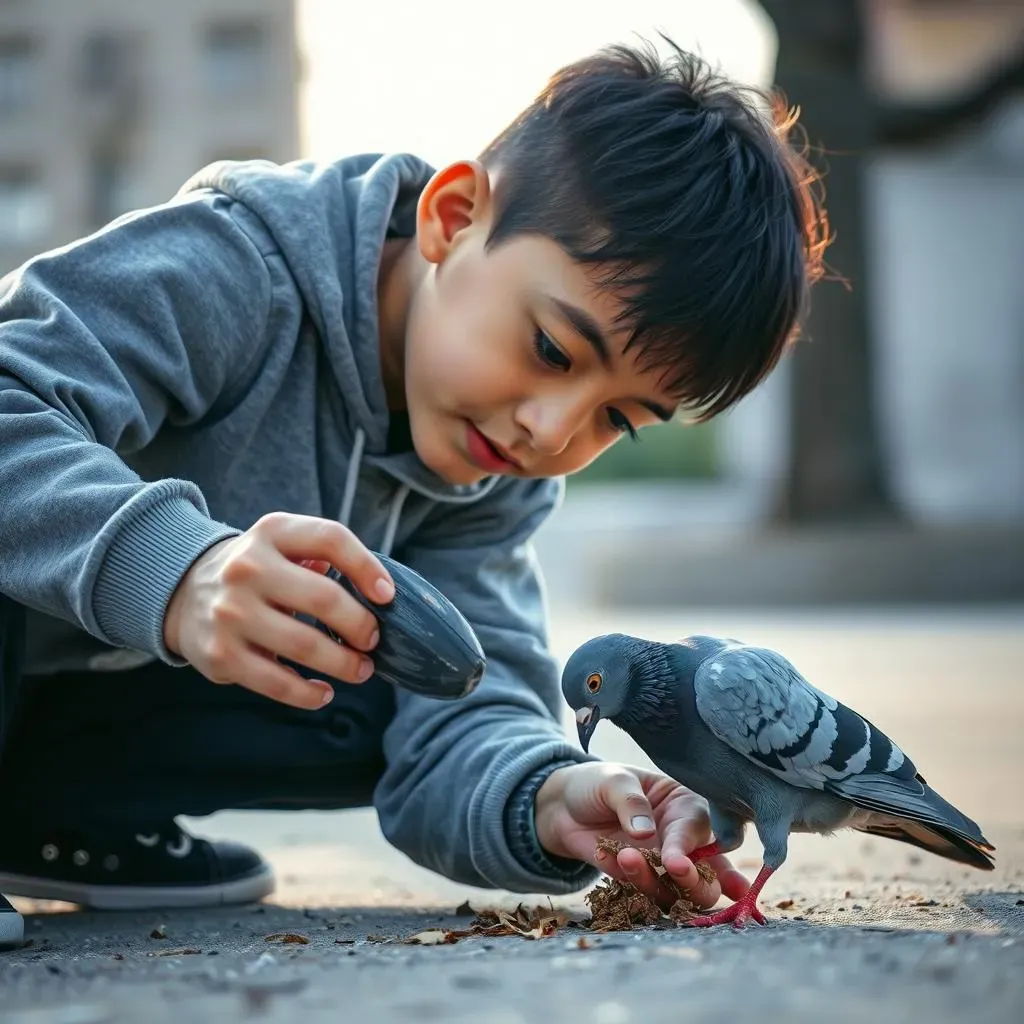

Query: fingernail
368 628 379 650
318 685 334 708
374 577 395 602
357 658 374 682
631 815 655 833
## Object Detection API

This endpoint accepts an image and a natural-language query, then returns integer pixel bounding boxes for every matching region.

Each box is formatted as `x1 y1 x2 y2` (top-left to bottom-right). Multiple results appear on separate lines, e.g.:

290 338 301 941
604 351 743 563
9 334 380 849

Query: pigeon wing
692 645 916 792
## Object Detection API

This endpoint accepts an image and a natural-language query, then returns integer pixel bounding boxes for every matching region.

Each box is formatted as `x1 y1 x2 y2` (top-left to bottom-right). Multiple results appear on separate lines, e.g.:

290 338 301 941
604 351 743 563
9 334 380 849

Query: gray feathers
561 632 995 876
693 644 914 793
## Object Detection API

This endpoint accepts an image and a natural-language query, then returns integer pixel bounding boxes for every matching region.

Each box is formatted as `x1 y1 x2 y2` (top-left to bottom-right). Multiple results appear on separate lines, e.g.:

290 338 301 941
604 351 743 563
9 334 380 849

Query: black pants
0 594 395 829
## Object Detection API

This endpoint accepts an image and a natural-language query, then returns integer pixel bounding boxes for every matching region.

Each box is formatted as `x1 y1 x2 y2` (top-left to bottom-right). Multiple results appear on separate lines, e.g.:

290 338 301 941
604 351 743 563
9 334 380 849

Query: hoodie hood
182 153 426 454
180 153 503 510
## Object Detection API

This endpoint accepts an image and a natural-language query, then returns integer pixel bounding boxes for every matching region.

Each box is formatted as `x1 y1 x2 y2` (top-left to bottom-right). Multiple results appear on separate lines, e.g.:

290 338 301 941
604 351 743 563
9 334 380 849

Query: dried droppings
264 932 310 945
775 899 795 910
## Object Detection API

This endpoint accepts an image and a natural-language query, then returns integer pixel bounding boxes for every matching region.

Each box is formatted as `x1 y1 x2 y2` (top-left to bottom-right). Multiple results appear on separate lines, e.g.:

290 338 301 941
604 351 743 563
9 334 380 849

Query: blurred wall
868 108 1024 525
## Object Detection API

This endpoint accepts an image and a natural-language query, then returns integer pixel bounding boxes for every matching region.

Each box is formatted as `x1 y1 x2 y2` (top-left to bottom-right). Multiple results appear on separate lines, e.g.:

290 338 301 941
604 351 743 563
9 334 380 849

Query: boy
0 39 824 940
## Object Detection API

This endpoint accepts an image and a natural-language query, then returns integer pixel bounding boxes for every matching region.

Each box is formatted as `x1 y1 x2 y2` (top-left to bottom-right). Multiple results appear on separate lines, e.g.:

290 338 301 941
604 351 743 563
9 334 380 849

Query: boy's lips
464 422 521 473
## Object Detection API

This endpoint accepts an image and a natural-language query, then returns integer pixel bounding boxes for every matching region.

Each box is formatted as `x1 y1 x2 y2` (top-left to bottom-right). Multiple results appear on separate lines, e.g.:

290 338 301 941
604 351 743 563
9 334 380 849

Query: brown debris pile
404 902 575 946
585 837 716 931
400 837 717 945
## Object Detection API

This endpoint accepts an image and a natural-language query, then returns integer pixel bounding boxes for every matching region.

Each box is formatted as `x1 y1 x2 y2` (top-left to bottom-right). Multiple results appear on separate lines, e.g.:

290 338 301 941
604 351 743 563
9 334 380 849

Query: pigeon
561 632 995 928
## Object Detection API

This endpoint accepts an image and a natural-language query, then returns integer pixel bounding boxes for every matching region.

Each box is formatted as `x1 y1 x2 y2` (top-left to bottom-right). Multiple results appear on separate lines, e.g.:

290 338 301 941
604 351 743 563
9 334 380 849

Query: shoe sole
0 864 275 910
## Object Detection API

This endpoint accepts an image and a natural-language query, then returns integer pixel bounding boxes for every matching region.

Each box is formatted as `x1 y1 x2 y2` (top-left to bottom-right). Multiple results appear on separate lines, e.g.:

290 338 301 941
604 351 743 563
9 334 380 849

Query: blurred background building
0 0 298 274
2 0 1021 607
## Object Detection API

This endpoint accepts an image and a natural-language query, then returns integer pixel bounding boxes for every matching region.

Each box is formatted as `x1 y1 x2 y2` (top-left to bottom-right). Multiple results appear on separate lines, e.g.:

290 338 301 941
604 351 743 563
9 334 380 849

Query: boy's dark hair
479 36 829 422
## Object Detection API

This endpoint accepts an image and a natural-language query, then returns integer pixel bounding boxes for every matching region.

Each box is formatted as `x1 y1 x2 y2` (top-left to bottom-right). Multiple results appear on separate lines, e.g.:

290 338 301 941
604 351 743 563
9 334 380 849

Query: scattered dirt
403 902 574 946
398 837 717 945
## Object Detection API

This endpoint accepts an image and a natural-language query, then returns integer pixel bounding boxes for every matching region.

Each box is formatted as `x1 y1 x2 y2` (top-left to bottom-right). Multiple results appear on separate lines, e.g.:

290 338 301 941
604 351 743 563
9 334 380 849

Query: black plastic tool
319 554 486 701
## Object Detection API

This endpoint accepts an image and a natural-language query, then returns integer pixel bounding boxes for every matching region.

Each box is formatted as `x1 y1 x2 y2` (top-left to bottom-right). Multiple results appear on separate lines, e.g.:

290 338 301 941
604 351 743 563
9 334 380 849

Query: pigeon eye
586 673 602 693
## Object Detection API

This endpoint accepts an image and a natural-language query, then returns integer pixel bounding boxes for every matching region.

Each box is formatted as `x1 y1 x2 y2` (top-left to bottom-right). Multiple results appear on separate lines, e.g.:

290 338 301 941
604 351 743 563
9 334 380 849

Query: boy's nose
515 397 586 456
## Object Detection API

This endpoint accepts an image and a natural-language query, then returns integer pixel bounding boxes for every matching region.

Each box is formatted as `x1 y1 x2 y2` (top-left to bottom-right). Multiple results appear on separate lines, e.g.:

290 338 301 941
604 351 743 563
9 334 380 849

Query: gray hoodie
0 153 597 893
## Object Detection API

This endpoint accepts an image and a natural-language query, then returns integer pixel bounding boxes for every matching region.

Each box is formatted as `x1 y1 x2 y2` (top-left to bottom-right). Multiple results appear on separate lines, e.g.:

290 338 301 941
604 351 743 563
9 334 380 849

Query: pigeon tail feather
854 817 995 870
832 773 995 870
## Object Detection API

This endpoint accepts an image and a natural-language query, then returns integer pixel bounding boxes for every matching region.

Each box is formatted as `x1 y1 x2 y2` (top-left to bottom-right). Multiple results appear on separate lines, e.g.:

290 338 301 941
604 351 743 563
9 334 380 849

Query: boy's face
400 162 677 487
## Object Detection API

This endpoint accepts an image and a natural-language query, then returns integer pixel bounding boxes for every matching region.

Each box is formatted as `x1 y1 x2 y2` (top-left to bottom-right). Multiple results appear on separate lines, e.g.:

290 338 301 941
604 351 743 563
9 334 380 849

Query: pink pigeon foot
686 864 775 929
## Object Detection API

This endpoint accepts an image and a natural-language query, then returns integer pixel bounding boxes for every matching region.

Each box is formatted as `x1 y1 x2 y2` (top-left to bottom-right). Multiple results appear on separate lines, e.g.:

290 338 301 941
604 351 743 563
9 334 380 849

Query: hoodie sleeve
0 191 291 662
373 476 602 894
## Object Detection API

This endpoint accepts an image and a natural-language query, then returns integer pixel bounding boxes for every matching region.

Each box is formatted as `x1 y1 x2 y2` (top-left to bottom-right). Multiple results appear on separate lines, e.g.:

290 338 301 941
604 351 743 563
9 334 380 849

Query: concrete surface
2 606 1023 1023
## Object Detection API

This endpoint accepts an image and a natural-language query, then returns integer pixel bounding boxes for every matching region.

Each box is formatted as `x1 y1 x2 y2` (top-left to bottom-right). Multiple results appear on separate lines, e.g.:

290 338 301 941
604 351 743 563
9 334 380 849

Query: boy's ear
416 160 492 265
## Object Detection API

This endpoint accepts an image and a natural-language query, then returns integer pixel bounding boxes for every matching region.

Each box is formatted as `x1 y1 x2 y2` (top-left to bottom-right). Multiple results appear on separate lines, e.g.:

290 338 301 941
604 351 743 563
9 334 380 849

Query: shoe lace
133 827 194 859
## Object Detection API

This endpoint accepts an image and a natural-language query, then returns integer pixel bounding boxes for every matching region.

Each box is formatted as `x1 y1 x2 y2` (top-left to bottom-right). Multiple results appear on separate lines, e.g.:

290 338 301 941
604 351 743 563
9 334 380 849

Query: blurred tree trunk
760 0 897 523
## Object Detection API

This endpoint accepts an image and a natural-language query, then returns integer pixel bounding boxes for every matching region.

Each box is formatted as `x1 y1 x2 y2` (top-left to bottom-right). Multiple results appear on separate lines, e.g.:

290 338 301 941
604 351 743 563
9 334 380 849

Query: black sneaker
1 893 23 949
0 819 275 910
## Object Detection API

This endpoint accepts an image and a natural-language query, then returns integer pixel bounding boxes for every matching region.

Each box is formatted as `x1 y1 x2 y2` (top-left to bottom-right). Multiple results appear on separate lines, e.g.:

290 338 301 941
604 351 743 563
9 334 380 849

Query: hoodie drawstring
338 427 365 529
380 484 410 557
337 426 409 558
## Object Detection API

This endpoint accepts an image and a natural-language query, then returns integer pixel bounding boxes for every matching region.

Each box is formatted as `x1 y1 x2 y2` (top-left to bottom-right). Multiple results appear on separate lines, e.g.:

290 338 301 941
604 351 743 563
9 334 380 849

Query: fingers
615 848 675 903
173 514 396 710
255 513 394 604
248 605 375 685
595 846 719 912
221 645 336 711
658 799 712 889
265 556 380 653
599 769 658 841
652 795 732 909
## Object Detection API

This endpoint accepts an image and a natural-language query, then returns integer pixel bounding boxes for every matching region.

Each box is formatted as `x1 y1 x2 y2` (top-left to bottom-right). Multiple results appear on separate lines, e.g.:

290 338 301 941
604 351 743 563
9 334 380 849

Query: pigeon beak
575 705 601 752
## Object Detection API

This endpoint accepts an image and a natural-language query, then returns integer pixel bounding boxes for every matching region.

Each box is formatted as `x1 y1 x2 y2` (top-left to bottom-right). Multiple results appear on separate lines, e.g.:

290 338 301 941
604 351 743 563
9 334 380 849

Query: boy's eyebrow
548 296 675 422
550 296 612 366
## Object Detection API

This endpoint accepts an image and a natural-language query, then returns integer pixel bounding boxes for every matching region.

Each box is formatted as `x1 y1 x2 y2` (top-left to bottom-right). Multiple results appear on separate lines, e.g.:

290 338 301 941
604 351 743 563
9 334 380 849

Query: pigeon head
561 633 674 752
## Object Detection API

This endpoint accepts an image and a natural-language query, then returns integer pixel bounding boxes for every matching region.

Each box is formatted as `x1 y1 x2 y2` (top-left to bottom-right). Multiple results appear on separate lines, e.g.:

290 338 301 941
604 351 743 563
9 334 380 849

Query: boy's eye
533 329 571 371
608 408 639 442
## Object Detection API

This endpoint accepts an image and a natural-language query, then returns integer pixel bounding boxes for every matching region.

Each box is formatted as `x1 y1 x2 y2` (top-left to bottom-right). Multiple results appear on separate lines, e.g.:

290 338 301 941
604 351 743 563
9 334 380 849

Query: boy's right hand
162 512 395 710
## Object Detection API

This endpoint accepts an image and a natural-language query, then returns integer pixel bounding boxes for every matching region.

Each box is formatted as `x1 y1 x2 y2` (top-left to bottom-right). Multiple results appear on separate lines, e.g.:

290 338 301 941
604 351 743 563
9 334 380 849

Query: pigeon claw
686 896 767 929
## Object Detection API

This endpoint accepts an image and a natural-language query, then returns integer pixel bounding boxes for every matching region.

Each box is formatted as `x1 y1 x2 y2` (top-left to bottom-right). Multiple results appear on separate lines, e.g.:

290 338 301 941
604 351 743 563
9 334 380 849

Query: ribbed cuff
505 759 596 884
467 737 600 894
92 493 241 665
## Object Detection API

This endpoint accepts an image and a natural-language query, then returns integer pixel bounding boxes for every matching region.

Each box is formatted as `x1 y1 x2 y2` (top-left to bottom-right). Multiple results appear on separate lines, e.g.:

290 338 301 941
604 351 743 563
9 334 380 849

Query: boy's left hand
533 762 750 911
